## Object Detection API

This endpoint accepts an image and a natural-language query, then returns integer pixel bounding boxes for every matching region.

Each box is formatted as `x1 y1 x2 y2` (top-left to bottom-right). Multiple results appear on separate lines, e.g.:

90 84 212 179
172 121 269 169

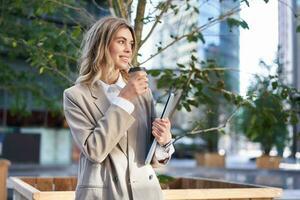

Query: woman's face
109 27 134 71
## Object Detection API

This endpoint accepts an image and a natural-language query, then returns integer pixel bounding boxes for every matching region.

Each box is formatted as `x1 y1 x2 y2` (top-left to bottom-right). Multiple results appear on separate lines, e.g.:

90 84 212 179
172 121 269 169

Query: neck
110 73 119 84
105 70 119 85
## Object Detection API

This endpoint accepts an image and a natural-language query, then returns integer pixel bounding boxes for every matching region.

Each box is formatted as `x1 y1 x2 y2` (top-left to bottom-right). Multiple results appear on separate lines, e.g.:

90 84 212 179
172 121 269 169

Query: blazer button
149 175 153 180
114 176 118 183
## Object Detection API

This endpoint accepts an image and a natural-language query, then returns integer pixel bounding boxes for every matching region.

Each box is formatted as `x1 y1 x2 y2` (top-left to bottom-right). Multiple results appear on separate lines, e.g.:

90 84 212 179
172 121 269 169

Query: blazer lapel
89 83 128 157
89 83 110 116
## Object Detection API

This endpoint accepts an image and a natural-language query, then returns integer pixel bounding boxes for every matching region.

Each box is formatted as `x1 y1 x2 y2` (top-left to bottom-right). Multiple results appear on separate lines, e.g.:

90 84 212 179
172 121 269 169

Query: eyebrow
115 36 134 42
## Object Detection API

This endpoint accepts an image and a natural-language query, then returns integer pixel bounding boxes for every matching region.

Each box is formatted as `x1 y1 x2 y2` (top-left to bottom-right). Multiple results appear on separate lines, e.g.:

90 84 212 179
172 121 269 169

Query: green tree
0 0 299 154
238 55 299 156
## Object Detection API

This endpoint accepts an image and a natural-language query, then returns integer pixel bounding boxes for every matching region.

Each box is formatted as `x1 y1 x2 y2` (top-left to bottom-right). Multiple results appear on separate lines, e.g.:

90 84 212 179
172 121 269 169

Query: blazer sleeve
148 91 171 168
63 89 135 164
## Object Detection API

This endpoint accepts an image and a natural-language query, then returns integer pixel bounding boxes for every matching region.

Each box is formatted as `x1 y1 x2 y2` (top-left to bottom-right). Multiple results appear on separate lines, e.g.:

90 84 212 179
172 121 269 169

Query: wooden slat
36 178 53 191
232 199 250 200
33 191 75 200
0 159 10 200
70 177 77 191
22 177 37 187
53 178 73 191
9 176 282 200
195 153 225 167
162 188 282 199
9 177 39 199
251 199 272 200
169 178 255 189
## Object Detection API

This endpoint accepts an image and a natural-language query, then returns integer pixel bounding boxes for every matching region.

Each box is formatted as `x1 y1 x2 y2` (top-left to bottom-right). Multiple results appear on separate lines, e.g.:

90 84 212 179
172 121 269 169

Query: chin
117 64 129 71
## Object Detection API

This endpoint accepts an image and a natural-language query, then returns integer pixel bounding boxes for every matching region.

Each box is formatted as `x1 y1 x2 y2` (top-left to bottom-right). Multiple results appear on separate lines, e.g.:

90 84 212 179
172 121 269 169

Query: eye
118 40 125 44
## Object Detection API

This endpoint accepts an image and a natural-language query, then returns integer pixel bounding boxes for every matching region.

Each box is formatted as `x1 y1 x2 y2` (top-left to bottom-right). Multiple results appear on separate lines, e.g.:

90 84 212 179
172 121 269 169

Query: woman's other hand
152 118 172 146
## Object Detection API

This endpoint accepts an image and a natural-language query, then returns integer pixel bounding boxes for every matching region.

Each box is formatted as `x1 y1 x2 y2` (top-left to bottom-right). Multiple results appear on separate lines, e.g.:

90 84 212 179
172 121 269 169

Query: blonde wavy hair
76 17 136 85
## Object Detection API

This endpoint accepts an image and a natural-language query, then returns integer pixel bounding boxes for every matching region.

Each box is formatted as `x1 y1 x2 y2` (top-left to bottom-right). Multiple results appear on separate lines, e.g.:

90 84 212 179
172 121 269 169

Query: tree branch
108 0 116 16
125 0 134 20
126 0 133 7
116 0 128 19
92 0 109 12
46 0 95 22
168 69 195 118
43 66 74 85
139 0 172 48
133 0 146 65
139 6 241 66
173 105 241 144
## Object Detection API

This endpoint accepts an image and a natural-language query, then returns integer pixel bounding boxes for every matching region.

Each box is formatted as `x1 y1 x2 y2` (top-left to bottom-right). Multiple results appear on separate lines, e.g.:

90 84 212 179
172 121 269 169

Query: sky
239 0 278 96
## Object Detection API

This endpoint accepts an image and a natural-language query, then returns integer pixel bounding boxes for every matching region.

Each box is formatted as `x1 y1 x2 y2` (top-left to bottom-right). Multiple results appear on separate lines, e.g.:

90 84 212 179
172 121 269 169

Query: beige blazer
63 82 167 200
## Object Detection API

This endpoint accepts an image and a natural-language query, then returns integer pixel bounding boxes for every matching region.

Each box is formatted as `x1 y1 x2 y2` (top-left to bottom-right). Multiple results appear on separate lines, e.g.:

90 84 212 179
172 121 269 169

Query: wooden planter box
256 155 282 169
195 152 225 168
0 159 11 200
9 176 282 200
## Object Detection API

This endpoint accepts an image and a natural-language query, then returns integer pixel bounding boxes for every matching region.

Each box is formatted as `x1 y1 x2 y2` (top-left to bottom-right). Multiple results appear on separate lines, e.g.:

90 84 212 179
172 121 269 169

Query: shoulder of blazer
63 83 94 108
64 83 92 99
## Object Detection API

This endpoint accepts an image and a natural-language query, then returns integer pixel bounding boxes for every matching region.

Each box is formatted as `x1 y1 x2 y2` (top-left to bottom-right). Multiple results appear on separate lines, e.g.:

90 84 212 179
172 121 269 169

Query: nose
124 42 132 54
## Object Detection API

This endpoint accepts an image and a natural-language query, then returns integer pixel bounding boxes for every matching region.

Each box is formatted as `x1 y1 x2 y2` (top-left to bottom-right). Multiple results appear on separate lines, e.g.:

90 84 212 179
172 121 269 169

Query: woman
63 17 174 200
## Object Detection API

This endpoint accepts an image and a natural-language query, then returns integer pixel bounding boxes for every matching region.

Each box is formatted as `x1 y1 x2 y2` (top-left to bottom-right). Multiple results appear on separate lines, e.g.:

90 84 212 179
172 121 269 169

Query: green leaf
72 26 82 39
48 54 53 59
226 18 249 30
183 102 191 112
148 69 161 77
39 67 45 74
12 41 17 48
240 20 249 29
197 32 205 44
216 80 225 89
187 34 197 42
224 93 232 102
193 6 199 14
241 0 250 7
218 129 226 135
191 55 197 61
187 99 198 107
281 88 288 99
177 63 185 68
185 3 191 11
271 81 278 90
290 113 298 125
157 174 175 184
297 25 300 33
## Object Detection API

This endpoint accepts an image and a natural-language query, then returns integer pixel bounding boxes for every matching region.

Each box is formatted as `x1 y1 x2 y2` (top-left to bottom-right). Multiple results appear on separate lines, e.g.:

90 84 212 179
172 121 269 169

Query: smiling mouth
120 56 129 62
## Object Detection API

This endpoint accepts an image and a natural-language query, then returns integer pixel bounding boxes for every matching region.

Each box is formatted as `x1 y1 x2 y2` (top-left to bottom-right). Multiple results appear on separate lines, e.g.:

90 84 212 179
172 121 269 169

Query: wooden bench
9 176 282 200
0 159 10 200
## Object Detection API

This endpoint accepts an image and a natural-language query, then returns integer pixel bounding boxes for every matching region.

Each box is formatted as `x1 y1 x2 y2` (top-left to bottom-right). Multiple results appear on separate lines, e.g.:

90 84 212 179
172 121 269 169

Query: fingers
152 124 164 135
152 130 164 144
152 126 166 144
130 71 147 81
129 71 148 93
153 118 170 128
119 71 149 101
130 71 147 78
152 118 172 145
